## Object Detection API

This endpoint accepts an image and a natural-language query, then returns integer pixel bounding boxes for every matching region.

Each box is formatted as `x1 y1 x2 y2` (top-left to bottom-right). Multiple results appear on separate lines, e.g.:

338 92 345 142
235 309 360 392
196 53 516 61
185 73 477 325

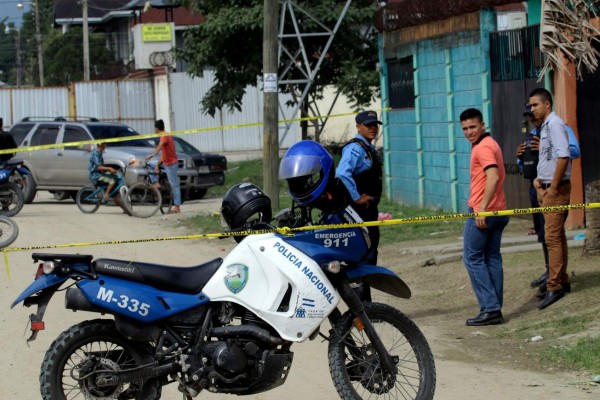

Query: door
25 124 61 186
55 125 93 187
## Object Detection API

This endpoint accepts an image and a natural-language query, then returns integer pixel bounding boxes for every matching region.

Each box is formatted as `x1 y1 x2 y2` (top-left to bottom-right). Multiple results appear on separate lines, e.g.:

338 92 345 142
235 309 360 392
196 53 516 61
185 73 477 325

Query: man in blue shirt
336 110 383 268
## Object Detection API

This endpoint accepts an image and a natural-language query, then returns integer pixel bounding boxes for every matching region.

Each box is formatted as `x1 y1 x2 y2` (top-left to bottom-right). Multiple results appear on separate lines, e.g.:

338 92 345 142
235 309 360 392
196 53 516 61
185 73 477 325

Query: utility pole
33 1 44 86
83 0 90 80
263 0 279 209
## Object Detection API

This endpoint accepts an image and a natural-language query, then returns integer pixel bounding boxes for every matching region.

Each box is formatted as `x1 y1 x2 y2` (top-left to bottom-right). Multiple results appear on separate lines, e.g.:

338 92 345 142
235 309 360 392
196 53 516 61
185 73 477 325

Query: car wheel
52 191 70 201
189 188 207 200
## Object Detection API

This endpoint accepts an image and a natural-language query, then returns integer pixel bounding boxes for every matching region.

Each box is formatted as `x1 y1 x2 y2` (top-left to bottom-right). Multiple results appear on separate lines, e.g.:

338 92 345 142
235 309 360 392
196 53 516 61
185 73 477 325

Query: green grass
542 337 600 374
198 158 464 243
499 314 594 340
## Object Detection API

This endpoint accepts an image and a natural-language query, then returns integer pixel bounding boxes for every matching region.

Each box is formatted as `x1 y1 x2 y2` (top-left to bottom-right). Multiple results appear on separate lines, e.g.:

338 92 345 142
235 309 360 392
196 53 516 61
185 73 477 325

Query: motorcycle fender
11 274 69 308
344 265 411 299
77 276 210 323
16 166 30 175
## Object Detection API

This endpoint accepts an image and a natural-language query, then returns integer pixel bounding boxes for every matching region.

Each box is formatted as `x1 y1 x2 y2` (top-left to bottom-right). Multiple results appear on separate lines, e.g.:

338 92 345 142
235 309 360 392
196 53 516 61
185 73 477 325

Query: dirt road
0 193 596 399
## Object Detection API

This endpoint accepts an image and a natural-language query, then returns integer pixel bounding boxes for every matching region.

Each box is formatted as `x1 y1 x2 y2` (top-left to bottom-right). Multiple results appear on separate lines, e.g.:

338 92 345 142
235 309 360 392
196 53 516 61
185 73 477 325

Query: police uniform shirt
335 134 374 201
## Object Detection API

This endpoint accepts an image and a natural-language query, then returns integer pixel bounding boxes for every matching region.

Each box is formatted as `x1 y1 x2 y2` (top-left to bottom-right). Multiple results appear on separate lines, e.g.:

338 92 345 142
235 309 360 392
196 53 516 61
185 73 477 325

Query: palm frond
540 0 600 80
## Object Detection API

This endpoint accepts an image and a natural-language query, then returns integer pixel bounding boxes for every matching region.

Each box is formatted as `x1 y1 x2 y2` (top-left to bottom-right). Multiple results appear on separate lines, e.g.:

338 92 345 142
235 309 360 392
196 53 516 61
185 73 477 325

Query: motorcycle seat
93 257 223 294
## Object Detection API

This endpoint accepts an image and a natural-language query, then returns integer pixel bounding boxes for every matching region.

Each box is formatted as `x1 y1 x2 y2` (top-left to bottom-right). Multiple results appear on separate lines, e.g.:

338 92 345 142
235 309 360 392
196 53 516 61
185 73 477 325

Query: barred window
388 57 415 109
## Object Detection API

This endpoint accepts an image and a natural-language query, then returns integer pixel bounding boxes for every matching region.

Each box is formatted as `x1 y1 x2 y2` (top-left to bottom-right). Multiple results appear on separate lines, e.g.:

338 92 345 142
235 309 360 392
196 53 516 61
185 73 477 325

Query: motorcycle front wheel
0 182 24 217
328 302 436 400
40 319 161 400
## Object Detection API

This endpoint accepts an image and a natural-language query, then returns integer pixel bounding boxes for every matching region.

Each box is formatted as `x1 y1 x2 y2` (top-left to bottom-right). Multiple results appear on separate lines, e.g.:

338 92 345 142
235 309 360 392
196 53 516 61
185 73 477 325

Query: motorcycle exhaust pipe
211 325 284 345
65 287 106 313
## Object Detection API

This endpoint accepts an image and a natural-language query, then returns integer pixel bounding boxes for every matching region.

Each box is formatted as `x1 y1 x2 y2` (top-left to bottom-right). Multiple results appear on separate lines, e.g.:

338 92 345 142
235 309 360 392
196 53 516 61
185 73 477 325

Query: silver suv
9 118 198 203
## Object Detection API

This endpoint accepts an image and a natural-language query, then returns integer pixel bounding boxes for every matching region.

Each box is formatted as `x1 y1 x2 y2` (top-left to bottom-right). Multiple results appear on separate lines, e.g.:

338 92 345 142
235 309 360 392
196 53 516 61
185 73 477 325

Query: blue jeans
163 163 181 206
463 210 509 313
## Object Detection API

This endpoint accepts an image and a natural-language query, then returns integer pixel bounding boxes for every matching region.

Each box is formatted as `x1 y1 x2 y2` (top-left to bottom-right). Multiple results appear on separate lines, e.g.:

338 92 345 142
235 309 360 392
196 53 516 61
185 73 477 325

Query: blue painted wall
382 9 497 212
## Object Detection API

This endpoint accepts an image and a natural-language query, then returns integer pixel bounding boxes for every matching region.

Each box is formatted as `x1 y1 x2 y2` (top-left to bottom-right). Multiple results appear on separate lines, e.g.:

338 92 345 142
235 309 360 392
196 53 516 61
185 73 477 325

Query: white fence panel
75 80 154 134
118 80 155 134
0 87 69 126
169 72 299 153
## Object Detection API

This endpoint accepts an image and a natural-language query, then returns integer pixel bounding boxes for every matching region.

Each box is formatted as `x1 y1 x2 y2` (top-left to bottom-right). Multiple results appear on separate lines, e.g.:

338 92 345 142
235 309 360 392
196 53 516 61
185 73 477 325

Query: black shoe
530 271 548 288
537 282 570 299
466 311 504 326
536 284 547 299
538 289 565 310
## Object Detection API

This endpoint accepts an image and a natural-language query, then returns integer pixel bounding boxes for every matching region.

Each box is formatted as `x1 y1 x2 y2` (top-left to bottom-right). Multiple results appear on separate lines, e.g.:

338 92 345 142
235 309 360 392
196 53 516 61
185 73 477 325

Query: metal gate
577 40 600 188
490 24 544 211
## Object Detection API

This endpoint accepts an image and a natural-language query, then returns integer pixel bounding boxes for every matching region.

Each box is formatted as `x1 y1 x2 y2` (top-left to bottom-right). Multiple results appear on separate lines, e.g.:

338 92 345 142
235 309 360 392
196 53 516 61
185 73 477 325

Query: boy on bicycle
89 143 130 214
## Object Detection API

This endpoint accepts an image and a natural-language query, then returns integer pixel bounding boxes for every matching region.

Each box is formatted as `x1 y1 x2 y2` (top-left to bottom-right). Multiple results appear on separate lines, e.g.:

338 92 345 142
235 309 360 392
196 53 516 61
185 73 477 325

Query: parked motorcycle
0 159 28 216
12 181 436 400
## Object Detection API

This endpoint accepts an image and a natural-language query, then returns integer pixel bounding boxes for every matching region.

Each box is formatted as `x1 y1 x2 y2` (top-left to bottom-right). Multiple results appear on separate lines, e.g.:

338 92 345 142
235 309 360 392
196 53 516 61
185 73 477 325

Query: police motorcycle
11 141 435 400
0 158 29 216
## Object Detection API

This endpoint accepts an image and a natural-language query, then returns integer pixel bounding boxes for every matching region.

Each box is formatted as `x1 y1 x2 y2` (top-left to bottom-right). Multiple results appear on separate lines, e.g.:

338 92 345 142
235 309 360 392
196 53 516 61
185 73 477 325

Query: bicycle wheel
159 179 173 214
127 182 161 218
329 302 436 400
76 187 101 214
0 216 19 248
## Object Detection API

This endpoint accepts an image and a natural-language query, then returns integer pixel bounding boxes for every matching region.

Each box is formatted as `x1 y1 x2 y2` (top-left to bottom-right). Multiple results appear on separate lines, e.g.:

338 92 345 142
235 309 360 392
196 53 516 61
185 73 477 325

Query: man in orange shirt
146 119 181 213
460 108 509 326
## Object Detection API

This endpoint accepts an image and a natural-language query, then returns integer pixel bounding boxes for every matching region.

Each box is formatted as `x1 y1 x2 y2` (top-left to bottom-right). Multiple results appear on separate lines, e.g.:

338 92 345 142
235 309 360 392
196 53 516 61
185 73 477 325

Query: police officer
336 110 383 268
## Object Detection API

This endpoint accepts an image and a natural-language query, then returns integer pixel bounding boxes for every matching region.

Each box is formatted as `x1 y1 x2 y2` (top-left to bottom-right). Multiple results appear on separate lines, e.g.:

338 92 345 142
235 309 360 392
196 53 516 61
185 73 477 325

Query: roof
54 0 202 26
374 0 523 32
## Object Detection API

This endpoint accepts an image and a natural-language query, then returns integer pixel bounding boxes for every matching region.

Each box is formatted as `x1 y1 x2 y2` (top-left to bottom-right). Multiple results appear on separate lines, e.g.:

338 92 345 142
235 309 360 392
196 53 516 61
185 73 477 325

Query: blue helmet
278 140 334 206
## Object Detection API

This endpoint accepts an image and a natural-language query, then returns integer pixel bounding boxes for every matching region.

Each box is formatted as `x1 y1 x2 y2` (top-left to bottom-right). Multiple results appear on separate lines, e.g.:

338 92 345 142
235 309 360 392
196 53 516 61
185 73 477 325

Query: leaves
175 0 380 116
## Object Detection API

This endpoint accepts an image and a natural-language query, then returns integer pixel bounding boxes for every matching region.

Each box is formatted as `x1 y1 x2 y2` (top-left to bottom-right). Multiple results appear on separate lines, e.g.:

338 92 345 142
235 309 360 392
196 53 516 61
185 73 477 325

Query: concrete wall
381 9 496 212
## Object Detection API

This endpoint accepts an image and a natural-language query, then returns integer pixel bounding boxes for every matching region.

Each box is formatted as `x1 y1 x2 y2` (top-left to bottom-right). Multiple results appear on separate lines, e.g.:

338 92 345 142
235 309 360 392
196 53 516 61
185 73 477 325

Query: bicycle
0 216 19 248
76 166 162 218
143 160 173 215
127 164 164 218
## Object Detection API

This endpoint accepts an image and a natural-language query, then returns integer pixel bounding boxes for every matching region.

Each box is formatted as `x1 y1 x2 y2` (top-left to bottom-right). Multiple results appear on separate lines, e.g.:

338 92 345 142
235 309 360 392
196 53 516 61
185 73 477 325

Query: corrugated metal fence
169 72 299 153
0 73 300 152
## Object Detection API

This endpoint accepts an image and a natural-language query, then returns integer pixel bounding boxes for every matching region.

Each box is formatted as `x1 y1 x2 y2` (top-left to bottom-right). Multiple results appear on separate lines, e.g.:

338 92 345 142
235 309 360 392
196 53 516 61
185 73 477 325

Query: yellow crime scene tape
0 110 387 155
3 202 598 278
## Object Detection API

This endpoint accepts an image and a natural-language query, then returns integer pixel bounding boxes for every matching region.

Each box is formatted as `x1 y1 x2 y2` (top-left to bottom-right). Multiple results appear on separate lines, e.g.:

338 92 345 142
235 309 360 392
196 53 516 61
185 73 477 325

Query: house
375 0 586 228
53 0 203 76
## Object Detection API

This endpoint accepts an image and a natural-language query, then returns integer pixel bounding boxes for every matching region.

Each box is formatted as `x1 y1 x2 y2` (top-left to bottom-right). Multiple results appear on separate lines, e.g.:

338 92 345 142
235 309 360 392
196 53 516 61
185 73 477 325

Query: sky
0 0 32 28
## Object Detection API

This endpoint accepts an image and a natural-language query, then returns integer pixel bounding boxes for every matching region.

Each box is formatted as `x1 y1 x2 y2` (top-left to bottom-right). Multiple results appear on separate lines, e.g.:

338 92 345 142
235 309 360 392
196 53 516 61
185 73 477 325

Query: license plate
198 166 210 173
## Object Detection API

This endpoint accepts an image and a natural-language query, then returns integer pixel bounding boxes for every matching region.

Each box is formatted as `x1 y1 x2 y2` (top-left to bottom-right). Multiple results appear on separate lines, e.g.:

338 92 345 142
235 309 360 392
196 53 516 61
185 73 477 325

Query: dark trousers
352 204 379 302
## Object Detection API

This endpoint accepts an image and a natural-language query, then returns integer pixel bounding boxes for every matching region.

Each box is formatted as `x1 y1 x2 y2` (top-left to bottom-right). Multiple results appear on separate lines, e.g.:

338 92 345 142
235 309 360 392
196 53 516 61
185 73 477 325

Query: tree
43 28 114 86
175 0 380 118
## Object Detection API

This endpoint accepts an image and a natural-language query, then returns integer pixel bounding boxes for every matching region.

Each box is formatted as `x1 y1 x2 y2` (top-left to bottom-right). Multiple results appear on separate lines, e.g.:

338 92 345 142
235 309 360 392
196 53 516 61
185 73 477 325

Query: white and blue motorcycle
12 143 436 400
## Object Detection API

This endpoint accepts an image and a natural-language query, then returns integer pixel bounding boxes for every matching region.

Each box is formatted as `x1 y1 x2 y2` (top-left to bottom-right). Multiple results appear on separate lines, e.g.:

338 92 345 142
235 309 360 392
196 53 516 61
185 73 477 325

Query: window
388 56 415 109
62 126 91 150
30 125 59 147
8 123 35 146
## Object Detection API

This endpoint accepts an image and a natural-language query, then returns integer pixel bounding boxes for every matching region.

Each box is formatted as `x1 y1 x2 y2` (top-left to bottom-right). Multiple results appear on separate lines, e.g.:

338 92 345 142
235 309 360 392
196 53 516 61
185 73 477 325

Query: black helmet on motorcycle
221 183 272 230
278 140 334 206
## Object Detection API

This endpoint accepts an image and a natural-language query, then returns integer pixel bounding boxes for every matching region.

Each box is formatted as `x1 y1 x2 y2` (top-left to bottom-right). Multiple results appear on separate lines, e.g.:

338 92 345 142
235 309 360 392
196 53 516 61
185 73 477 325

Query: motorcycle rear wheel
328 302 436 400
76 187 101 214
40 319 161 400
0 182 24 217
